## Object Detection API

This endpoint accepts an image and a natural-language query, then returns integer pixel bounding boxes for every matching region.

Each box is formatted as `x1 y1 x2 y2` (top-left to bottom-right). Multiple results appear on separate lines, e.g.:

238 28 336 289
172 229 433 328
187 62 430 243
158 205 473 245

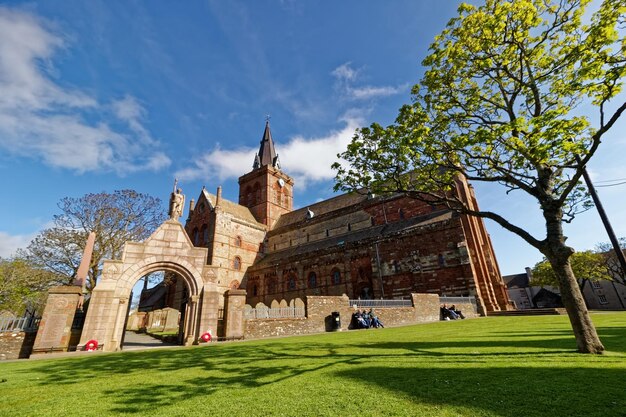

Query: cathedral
184 121 510 313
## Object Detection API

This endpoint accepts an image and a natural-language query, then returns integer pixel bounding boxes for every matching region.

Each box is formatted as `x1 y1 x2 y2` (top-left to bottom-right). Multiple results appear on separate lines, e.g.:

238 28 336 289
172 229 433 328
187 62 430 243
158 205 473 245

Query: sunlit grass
1 312 625 417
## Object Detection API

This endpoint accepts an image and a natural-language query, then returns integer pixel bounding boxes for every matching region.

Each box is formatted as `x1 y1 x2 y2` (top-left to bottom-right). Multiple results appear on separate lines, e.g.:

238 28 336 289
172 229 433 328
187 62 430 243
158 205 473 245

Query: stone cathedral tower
238 120 294 228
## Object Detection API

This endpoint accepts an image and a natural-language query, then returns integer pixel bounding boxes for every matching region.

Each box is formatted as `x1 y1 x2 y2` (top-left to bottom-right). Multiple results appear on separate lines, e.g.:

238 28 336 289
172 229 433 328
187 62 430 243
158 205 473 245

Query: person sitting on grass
441 304 459 320
369 309 384 328
450 305 465 319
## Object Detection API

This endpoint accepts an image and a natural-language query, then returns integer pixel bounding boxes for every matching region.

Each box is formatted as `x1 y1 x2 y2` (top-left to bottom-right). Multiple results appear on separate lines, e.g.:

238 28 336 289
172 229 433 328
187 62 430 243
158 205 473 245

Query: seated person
369 309 384 328
450 305 465 319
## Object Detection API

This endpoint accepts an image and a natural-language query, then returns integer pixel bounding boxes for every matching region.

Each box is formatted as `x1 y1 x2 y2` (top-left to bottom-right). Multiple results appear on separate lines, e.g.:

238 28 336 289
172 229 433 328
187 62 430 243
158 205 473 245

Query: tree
531 250 607 288
596 238 626 285
25 190 165 292
0 256 63 315
334 0 625 353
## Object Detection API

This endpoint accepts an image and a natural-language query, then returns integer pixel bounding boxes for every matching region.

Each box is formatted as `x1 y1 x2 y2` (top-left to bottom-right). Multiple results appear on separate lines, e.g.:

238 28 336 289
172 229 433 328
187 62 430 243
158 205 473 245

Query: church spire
253 118 280 169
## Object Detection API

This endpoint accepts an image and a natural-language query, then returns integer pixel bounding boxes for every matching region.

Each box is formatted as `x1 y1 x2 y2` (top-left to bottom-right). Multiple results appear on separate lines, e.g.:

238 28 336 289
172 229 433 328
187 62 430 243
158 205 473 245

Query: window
287 275 297 290
268 279 276 294
234 236 242 247
308 272 317 288
399 209 405 219
592 280 602 289
192 228 199 245
598 294 608 304
201 225 208 244
438 254 445 267
253 284 258 296
331 269 341 285
394 260 400 273
347 223 351 231
233 256 242 271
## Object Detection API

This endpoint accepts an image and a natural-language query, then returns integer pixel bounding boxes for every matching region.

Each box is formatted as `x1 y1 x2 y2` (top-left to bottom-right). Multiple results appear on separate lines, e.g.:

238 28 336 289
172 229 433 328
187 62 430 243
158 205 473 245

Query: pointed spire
255 119 278 169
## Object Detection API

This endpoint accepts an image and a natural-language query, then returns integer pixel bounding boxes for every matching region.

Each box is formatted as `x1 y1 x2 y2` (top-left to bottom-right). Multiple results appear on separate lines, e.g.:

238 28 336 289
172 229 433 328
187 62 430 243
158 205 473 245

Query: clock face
278 178 285 188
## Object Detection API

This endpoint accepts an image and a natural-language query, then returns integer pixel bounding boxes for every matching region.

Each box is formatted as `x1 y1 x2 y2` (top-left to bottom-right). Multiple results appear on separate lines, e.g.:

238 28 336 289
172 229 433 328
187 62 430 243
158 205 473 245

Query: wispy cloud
175 117 363 188
0 7 171 175
0 231 35 258
331 62 407 101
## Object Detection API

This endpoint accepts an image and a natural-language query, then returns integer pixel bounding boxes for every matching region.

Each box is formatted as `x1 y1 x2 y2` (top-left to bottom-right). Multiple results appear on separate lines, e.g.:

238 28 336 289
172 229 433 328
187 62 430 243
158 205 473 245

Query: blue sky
0 1 625 276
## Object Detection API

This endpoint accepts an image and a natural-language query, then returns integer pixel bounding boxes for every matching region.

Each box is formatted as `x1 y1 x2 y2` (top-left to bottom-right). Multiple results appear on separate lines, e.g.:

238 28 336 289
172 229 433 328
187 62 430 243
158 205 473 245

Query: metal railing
244 307 306 320
348 299 413 308
0 316 40 332
439 296 477 306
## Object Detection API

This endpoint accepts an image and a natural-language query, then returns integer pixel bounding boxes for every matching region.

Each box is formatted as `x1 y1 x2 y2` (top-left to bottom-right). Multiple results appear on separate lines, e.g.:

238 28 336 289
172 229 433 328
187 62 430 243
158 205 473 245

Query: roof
256 120 278 168
201 189 264 227
273 191 369 230
502 273 530 288
254 210 454 269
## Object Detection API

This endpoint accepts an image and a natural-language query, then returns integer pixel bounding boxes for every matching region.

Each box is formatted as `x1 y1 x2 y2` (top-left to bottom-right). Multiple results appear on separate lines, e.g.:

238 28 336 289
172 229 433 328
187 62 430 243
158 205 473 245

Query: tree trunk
546 250 604 354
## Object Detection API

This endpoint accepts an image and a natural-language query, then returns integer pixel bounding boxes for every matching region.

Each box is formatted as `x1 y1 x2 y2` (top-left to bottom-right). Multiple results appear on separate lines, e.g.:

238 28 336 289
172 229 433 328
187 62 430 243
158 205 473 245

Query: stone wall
243 293 446 340
0 331 37 360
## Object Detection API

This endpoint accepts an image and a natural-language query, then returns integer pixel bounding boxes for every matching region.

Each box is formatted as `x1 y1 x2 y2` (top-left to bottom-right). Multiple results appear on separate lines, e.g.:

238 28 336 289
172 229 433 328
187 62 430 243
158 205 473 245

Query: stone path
122 331 178 351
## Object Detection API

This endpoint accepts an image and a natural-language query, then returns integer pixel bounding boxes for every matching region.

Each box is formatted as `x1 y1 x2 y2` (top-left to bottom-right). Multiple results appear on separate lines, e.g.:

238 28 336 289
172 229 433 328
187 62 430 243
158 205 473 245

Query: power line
595 180 626 188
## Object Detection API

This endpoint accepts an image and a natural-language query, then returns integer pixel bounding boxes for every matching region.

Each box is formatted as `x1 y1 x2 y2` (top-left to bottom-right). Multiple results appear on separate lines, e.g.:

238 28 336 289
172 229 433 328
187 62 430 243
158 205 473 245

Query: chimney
216 186 222 207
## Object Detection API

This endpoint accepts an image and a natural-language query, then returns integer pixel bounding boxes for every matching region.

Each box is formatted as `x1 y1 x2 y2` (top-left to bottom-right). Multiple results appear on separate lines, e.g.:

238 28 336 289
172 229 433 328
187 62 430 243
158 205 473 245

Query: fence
439 296 476 306
244 306 306 319
348 299 413 308
0 316 40 332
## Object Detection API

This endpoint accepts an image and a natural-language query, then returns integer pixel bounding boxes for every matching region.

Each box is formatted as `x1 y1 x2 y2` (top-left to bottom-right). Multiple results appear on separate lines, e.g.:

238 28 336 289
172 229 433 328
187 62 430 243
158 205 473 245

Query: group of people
440 304 465 320
351 309 385 329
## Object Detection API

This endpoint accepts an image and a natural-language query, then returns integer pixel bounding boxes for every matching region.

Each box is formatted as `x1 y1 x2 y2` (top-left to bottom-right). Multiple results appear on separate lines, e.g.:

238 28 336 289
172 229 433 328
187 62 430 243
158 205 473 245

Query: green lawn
1 312 625 417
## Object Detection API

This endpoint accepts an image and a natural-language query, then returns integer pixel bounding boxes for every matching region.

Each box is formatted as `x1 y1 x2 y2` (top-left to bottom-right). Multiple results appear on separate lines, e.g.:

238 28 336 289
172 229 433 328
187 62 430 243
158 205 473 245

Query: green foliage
25 190 165 292
334 0 626 250
0 314 625 416
531 250 607 287
0 257 63 315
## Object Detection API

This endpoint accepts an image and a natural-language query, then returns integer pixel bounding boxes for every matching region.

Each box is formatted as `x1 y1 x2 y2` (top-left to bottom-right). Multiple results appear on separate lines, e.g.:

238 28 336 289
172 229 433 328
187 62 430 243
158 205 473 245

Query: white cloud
0 7 171 174
175 117 363 188
331 62 358 82
0 231 35 258
331 62 407 101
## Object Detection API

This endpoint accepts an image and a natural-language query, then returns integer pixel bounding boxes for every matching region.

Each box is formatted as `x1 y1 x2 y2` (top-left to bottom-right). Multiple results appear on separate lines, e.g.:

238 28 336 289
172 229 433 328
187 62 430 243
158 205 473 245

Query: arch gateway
79 219 243 352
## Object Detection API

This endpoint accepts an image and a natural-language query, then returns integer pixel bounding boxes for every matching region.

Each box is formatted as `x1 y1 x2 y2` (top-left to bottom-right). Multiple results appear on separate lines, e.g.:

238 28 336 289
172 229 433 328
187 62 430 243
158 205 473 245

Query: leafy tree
596 238 626 286
334 0 625 353
25 190 165 292
531 250 607 288
0 256 63 315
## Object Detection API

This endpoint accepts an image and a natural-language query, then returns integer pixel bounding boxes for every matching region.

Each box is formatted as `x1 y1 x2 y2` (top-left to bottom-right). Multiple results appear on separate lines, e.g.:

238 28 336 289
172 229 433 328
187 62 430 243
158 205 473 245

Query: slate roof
253 210 454 269
273 192 369 230
257 120 277 167
201 189 264 227
502 273 530 288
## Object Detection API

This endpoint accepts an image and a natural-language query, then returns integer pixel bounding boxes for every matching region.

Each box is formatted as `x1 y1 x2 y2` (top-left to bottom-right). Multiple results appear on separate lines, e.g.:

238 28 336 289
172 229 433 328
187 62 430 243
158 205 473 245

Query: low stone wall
0 331 37 360
448 301 479 319
244 293 441 340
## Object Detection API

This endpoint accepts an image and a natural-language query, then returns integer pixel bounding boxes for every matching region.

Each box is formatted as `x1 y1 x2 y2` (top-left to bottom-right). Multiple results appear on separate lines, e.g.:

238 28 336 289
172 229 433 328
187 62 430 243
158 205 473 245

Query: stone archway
79 220 223 352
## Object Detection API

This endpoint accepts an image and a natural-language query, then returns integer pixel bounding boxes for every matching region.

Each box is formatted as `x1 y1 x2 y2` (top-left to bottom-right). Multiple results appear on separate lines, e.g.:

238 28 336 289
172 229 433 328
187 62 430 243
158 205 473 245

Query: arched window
253 182 261 204
253 284 258 296
192 228 199 245
234 236 242 247
233 256 242 271
331 269 341 285
245 186 252 206
203 225 209 244
287 275 296 290
268 279 276 294
308 272 317 288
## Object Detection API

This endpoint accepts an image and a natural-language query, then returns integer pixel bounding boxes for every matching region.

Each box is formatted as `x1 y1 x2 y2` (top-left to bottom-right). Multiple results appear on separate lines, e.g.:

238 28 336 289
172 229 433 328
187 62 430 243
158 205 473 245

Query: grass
1 312 625 417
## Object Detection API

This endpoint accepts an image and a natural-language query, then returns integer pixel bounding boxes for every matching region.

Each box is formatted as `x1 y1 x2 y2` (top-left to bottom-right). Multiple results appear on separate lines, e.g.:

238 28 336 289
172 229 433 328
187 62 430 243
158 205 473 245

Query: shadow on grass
13 320 626 415
334 365 625 417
